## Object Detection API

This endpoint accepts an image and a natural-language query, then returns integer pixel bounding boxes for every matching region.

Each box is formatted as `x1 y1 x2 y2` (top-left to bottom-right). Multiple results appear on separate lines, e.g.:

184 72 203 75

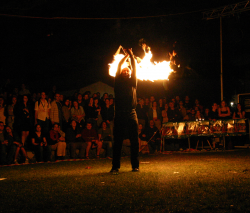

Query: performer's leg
129 113 139 169
112 121 124 169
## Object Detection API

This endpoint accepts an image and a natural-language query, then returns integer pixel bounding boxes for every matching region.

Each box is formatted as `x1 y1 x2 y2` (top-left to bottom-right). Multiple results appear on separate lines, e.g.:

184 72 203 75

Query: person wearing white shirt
34 92 51 135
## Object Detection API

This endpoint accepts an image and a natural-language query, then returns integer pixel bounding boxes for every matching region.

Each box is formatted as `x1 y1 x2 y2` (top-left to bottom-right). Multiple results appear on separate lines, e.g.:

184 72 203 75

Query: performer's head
121 67 131 79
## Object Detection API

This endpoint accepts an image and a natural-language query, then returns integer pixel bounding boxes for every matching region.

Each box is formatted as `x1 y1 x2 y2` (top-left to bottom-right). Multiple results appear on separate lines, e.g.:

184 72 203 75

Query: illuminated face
165 103 168 109
237 104 241 110
36 125 42 132
159 99 163 105
6 126 11 133
73 101 78 108
221 101 226 107
65 100 70 106
152 101 157 107
89 98 93 104
139 124 143 130
71 120 77 127
12 97 17 104
53 124 59 132
102 122 107 129
94 99 98 104
105 99 110 105
86 123 92 130
149 120 154 126
150 96 155 102
121 67 131 78
55 94 60 102
169 102 174 108
78 94 82 101
23 96 28 102
41 92 46 99
212 103 218 109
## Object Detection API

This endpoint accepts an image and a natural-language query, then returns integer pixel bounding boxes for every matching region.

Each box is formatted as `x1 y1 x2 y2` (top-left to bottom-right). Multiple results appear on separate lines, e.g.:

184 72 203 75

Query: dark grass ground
1 150 250 213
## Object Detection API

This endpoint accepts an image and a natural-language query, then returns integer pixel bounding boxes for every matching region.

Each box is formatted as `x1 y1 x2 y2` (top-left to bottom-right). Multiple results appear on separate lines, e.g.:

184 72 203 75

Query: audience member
6 96 18 130
71 100 85 128
31 124 51 162
233 103 245 119
49 123 67 160
81 122 101 159
98 121 112 158
167 101 182 122
0 122 16 165
148 101 162 130
5 126 29 164
34 92 51 135
66 120 85 159
0 96 6 125
62 98 71 131
50 93 63 128
218 100 231 119
209 103 218 121
17 95 33 146
136 98 147 129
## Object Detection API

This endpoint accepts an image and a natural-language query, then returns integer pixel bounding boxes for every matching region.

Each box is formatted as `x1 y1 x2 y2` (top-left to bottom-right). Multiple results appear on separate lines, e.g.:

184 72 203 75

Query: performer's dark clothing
112 55 139 170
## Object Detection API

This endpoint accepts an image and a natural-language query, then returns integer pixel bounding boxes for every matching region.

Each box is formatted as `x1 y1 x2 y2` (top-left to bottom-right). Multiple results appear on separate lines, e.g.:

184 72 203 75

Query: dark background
1 0 250 105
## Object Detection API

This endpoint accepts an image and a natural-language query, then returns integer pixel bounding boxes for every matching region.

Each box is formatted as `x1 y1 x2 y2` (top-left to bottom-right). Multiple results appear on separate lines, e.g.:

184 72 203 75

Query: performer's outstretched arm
116 54 129 77
127 49 137 87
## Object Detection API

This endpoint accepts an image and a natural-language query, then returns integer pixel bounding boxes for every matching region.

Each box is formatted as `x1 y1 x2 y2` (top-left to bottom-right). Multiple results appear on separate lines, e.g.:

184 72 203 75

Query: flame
108 47 174 81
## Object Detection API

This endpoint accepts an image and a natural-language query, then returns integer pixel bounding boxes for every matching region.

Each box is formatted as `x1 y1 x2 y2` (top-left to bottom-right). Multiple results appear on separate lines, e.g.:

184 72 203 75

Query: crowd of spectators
0 83 246 165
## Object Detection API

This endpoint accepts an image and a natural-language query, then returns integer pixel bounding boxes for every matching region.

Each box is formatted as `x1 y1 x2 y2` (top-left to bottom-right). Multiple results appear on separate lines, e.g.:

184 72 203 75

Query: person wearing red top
81 122 102 159
49 123 66 160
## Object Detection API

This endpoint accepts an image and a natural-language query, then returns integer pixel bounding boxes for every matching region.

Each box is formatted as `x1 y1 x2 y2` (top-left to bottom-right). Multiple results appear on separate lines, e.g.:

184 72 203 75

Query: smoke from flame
108 45 174 81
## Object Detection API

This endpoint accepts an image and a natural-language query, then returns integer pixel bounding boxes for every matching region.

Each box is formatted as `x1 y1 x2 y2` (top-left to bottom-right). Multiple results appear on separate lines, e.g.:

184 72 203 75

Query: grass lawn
1 150 250 213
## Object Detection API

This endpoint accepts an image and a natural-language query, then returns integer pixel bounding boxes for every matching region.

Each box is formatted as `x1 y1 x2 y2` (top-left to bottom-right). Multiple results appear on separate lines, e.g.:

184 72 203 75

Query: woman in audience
158 99 164 111
49 123 67 160
98 121 112 158
232 103 245 119
136 98 147 129
31 124 51 162
17 95 32 146
5 126 29 164
71 100 85 128
218 100 231 119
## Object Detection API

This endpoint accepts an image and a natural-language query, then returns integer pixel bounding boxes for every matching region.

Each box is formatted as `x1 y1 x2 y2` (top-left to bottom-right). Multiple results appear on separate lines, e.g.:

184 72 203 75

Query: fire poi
109 43 176 81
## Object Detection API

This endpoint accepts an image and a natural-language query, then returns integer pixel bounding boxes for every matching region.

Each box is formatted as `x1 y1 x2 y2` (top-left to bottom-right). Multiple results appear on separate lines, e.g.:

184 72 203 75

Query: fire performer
110 48 139 173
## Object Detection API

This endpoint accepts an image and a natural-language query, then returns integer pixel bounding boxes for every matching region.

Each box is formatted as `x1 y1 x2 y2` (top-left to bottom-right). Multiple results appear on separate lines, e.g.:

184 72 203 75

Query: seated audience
5 126 29 164
144 120 161 153
0 122 16 165
81 122 101 159
98 121 112 158
31 124 51 162
138 123 149 153
49 123 67 160
66 120 85 159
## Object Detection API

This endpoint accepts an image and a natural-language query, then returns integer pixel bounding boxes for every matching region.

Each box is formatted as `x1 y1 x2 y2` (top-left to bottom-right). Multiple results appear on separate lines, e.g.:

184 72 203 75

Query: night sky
1 0 250 102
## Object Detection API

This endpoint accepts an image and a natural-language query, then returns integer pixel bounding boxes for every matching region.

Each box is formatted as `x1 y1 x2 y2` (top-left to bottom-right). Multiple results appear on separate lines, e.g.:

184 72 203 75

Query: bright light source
230 102 234 106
